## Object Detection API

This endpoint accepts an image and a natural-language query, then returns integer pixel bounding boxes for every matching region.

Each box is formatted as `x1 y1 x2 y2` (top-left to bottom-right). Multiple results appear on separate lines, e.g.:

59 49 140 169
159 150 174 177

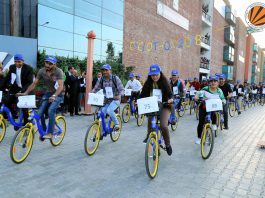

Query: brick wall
234 17 246 82
123 0 201 80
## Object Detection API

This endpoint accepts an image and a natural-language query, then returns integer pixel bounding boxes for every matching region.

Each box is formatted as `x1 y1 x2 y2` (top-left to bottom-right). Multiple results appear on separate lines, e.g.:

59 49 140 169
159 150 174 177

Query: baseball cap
129 73 134 78
171 69 179 76
45 55 57 64
148 64 161 76
14 54 24 61
101 64 111 70
209 75 219 81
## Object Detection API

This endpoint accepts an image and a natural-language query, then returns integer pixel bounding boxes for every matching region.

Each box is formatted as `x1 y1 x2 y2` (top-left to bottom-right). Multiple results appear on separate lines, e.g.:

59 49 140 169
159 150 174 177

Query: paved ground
0 105 265 198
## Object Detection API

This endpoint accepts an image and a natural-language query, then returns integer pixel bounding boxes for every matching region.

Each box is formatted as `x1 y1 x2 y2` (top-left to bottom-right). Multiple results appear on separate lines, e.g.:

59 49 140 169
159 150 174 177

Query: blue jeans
38 93 63 134
101 100 120 125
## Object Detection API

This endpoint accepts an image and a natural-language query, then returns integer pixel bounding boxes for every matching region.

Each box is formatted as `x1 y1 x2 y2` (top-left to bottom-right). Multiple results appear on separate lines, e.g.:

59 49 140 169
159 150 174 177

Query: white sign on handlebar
205 99 223 112
0 91 2 103
87 93 104 106
17 95 36 108
125 89 132 96
137 96 159 115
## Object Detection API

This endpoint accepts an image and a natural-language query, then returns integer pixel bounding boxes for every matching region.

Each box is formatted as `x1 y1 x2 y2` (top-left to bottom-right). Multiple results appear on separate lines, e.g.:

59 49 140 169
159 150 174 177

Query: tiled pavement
0 105 265 198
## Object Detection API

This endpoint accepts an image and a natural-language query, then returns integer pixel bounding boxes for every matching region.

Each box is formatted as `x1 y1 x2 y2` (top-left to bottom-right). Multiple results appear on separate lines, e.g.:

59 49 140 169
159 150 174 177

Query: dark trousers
147 108 171 146
69 92 79 114
197 105 216 138
223 103 228 128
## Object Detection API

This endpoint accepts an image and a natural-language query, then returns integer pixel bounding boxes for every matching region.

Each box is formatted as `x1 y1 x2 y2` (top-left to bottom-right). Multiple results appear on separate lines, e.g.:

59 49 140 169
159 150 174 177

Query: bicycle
84 103 122 156
10 99 66 164
174 95 186 117
215 110 224 137
228 96 240 117
189 95 199 120
145 102 169 179
121 96 144 126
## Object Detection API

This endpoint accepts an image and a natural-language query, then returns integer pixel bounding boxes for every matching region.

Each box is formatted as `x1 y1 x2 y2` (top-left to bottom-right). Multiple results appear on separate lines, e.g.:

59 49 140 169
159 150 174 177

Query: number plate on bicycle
87 93 104 106
205 99 223 112
125 89 132 96
17 95 36 108
137 96 159 115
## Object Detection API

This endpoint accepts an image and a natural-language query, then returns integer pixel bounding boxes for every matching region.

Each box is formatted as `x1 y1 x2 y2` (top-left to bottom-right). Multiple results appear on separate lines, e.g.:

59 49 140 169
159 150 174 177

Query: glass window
75 0 101 23
102 25 123 45
73 52 101 61
101 40 122 57
102 9 123 30
102 0 123 15
74 16 101 38
83 0 102 6
38 26 73 51
38 0 74 14
38 47 74 58
74 34 101 56
38 5 73 32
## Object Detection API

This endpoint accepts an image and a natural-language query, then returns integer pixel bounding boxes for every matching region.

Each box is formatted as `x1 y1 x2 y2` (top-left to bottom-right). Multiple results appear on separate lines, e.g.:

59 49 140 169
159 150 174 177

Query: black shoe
166 145 172 156
238 111 241 115
171 118 177 125
113 125 120 131
75 113 81 116
100 135 103 140
224 126 229 130
143 137 148 144
70 113 74 117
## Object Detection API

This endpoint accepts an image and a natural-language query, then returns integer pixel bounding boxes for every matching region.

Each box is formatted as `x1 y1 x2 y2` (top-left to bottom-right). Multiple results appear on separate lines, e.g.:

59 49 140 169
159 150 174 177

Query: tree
106 42 115 61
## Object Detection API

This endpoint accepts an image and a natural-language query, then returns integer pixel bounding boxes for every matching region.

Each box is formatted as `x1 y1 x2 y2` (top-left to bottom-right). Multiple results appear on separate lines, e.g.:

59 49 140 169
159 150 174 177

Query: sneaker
212 124 217 131
113 125 120 131
238 111 241 115
43 133 53 139
143 137 148 144
224 126 229 130
171 118 177 125
166 145 172 156
195 138 201 145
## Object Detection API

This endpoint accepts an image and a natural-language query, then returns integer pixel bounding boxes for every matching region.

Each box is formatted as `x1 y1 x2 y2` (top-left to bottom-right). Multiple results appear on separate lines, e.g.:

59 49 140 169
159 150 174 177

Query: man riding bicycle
124 73 142 101
17 55 64 139
92 64 124 131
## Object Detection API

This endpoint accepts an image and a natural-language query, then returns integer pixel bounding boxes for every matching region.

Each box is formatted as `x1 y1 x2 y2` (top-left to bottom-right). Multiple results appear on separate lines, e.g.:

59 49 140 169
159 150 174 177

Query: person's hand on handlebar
167 98 173 104
16 92 26 97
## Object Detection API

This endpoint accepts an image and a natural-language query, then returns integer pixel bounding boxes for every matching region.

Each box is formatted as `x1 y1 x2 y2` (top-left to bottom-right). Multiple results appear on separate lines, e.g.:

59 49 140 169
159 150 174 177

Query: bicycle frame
150 116 164 145
97 108 114 135
0 104 24 127
27 109 63 137
127 97 137 115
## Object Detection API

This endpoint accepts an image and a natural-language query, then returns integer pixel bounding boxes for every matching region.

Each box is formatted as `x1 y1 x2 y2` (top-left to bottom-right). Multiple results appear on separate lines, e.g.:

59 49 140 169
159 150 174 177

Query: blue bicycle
10 102 66 164
189 95 199 120
122 96 144 126
228 96 240 117
174 95 186 117
84 104 122 156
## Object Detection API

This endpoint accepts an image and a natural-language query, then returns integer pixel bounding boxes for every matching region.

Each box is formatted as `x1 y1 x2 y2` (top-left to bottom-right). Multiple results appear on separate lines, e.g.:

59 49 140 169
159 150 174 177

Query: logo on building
245 2 265 32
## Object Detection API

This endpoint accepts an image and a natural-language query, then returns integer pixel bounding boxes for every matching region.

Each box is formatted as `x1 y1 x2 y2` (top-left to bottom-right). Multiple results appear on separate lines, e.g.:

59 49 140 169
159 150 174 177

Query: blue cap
129 73 134 78
219 74 226 79
171 69 179 76
101 64 111 70
14 54 24 61
194 77 198 80
45 55 57 64
136 74 142 78
209 75 219 81
148 64 161 75
236 80 241 84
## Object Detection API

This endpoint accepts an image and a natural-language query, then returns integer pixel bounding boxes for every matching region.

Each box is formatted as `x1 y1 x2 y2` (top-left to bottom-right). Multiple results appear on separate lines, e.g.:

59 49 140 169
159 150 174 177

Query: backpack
100 75 118 90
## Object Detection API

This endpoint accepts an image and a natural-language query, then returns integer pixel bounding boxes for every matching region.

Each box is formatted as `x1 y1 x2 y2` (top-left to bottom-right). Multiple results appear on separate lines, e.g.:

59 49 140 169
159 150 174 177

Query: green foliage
37 42 134 87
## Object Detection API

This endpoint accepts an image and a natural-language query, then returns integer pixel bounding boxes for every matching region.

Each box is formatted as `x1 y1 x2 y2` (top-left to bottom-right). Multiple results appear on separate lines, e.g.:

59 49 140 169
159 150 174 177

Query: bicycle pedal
159 145 166 150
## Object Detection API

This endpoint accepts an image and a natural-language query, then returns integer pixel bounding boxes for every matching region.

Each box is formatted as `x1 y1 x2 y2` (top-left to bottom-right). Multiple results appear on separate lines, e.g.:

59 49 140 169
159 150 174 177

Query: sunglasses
151 74 159 77
45 61 54 66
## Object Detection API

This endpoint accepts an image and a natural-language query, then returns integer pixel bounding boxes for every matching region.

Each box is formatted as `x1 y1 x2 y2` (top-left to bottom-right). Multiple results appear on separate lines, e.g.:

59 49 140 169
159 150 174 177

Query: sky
229 0 265 48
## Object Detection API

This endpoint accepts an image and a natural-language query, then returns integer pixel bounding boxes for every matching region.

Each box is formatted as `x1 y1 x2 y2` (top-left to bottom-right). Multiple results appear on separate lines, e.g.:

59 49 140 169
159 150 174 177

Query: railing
202 10 211 23
201 36 210 46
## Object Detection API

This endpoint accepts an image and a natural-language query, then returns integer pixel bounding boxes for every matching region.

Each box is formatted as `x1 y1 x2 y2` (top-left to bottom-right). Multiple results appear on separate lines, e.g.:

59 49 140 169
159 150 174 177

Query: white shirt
16 67 22 88
125 79 142 92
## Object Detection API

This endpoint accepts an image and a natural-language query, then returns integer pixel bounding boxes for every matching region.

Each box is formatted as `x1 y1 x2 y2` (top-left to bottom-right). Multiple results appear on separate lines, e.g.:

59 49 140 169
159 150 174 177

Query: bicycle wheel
229 103 235 117
190 101 194 115
145 132 159 179
84 122 100 156
171 113 179 131
185 98 190 110
122 103 131 123
110 115 122 142
201 124 214 160
50 116 66 146
10 126 34 164
261 97 265 106
0 115 6 143
136 113 145 126
178 103 186 117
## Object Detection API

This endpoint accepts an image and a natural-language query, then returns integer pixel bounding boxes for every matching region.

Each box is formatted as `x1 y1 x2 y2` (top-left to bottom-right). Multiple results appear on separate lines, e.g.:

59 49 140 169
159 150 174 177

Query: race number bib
252 89 257 94
0 91 2 103
17 95 36 108
137 96 159 115
125 89 132 96
153 89 162 102
238 88 242 94
205 99 223 112
190 90 197 96
54 81 59 90
105 87 114 98
232 91 237 97
173 86 178 95
263 88 265 94
87 93 104 106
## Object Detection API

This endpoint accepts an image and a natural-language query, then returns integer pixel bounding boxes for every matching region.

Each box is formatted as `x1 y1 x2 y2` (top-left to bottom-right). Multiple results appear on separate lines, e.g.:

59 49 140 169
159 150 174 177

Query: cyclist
169 70 183 124
17 55 64 139
0 54 33 124
92 64 124 131
233 80 244 114
135 74 144 86
218 74 232 130
191 77 201 91
200 77 208 89
195 75 225 144
140 64 173 156
124 73 142 101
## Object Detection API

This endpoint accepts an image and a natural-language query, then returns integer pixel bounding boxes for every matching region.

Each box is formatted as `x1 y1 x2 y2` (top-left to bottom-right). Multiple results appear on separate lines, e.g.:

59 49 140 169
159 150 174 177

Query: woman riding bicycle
195 75 225 145
139 64 173 156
